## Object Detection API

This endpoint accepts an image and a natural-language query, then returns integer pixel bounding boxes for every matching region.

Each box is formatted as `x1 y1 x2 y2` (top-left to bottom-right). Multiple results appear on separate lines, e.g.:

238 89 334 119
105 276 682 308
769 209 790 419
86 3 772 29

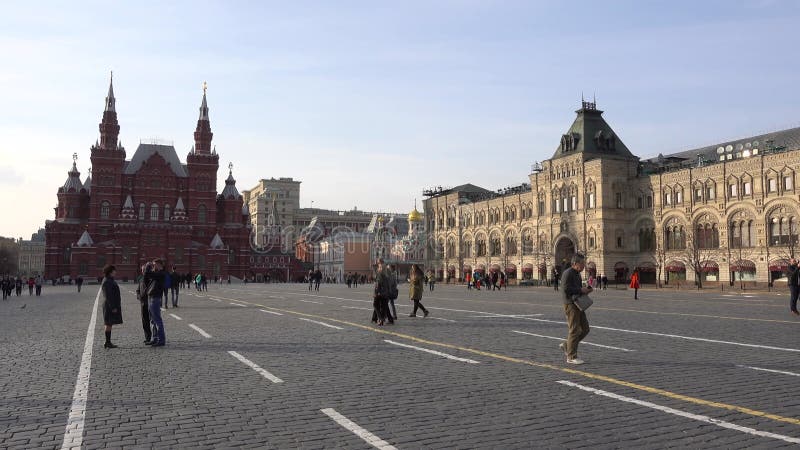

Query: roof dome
408 208 422 222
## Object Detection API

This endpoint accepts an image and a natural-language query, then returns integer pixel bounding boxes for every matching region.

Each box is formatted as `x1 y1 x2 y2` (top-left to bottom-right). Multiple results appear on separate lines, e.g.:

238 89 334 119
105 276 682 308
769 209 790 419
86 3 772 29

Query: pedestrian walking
162 269 171 309
789 259 800 316
602 274 608 290
560 253 593 365
387 264 398 321
1 277 8 300
27 277 34 295
552 267 560 291
100 265 123 349
629 269 640 300
466 272 472 290
427 272 435 292
76 276 83 293
15 277 23 296
314 270 322 291
170 266 180 307
34 275 42 296
408 264 429 317
371 258 393 326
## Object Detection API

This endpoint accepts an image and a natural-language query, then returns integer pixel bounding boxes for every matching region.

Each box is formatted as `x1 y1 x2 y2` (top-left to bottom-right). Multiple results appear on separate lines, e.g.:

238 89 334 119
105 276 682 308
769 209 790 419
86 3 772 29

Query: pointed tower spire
98 72 120 150
105 71 116 112
193 81 213 154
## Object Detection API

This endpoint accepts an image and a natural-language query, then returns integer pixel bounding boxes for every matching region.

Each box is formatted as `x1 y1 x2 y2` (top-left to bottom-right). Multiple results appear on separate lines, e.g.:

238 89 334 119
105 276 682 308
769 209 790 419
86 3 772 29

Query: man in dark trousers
170 266 180 308
136 265 153 345
788 259 799 316
144 259 167 346
76 276 83 293
560 253 593 365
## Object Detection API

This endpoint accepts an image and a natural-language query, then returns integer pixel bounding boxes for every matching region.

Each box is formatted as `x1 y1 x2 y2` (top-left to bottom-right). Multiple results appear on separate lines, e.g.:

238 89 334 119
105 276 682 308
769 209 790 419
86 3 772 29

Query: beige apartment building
424 101 800 287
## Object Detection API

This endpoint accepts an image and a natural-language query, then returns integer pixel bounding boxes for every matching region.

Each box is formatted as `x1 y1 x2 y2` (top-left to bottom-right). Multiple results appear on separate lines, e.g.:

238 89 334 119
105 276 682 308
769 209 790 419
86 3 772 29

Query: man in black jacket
789 259 799 316
144 259 167 346
169 266 180 308
560 253 593 365
137 265 153 345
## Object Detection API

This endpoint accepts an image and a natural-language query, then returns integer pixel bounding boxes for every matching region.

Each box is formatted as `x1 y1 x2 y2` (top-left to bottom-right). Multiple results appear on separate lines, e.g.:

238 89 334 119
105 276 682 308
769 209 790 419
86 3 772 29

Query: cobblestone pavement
2 282 799 448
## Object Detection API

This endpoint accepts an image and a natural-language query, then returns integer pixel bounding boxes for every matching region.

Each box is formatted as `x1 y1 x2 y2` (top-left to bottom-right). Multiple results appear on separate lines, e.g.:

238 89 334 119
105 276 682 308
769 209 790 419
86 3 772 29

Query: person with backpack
144 259 167 347
371 258 393 326
162 269 172 309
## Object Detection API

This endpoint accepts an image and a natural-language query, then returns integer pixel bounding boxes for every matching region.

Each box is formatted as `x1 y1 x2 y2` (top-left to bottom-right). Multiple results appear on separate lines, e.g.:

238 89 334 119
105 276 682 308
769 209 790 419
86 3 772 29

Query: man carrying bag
559 253 593 365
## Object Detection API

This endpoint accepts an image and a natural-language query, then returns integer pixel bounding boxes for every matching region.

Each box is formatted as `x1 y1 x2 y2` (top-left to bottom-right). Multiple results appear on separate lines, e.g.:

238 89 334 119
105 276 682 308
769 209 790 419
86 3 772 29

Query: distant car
518 279 537 286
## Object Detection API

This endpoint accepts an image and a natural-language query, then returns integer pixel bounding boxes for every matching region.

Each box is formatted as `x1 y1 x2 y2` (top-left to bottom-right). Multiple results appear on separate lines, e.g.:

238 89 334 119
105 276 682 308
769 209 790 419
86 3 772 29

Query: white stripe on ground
737 365 800 377
60 288 101 449
230 302 247 307
260 309 284 316
320 408 397 450
469 314 544 318
384 339 479 364
297 317 343 330
299 299 322 304
341 305 373 311
228 351 283 383
430 317 457 323
169 313 182 320
189 324 212 338
512 330 635 352
557 380 800 445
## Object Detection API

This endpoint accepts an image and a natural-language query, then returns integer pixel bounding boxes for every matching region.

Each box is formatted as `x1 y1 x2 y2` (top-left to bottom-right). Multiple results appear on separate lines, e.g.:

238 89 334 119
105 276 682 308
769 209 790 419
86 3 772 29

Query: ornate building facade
45 77 252 280
424 101 800 286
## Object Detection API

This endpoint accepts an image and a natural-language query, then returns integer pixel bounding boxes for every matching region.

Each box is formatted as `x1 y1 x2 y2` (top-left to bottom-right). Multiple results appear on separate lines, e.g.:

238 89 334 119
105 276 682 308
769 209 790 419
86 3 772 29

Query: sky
1 0 799 239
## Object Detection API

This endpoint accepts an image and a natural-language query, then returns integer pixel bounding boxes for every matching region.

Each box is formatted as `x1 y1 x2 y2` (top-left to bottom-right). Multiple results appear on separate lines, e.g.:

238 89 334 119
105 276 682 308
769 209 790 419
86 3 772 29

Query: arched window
639 226 655 252
665 225 686 250
446 238 456 257
462 240 472 258
476 236 487 256
164 204 171 221
100 201 110 219
198 204 207 223
139 203 145 220
769 215 797 246
505 233 517 256
730 220 754 248
695 222 719 249
150 203 159 221
490 232 502 256
522 230 534 255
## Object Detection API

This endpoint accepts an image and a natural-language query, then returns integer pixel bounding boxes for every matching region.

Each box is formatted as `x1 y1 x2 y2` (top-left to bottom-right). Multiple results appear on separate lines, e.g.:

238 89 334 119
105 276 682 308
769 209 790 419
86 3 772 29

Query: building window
768 178 778 193
785 176 793 190
150 203 159 221
164 204 171 221
570 196 577 211
665 192 672 205
743 182 752 195
139 203 145 220
676 190 683 204
637 196 643 209
769 216 797 246
695 223 720 249
706 184 715 200
198 204 207 223
100 201 110 219
665 225 685 250
616 236 623 248
615 193 623 209
588 193 595 209
97 256 106 268
695 188 703 201
730 220 754 248
646 195 652 208
538 200 545 216
729 183 738 198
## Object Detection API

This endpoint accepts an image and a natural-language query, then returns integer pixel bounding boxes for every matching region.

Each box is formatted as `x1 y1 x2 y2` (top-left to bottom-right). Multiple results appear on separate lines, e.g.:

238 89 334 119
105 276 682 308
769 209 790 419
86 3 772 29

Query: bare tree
676 229 722 290
729 244 756 290
654 240 667 288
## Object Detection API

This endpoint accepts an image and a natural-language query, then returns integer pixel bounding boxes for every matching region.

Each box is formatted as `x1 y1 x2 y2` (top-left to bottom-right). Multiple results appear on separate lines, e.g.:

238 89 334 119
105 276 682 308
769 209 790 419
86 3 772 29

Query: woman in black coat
101 264 123 349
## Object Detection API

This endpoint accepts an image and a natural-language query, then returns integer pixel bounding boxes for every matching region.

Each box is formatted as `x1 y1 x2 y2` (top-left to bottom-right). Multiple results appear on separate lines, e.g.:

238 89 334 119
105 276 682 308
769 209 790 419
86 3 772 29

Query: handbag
573 294 593 311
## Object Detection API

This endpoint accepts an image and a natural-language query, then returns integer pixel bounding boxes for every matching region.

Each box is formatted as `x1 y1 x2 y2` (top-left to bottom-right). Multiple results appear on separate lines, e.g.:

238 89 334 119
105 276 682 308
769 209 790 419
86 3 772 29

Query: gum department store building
424 101 800 287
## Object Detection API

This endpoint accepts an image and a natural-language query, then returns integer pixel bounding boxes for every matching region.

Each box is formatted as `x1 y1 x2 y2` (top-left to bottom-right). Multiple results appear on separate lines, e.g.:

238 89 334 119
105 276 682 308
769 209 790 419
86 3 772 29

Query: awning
666 261 685 272
505 265 517 273
731 260 756 272
770 260 789 271
463 265 472 273
701 261 719 273
522 267 534 273
636 266 657 273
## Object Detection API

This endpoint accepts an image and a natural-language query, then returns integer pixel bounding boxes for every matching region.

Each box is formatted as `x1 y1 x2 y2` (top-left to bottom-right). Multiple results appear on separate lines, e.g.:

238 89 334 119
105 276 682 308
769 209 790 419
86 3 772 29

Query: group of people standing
371 259 428 326
465 270 506 291
1 275 43 299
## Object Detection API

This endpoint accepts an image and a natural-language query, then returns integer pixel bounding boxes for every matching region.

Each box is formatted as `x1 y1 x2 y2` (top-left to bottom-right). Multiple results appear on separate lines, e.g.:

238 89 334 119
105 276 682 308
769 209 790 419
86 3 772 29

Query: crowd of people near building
1 275 44 299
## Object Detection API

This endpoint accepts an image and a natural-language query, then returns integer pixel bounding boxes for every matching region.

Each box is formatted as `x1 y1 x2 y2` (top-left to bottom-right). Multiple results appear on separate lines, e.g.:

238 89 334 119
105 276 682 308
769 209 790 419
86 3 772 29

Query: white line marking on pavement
297 317 343 330
737 365 800 377
228 351 283 383
60 288 101 450
557 380 800 445
341 305 373 311
320 408 397 450
260 309 283 316
230 302 247 307
384 339 479 364
169 313 182 320
518 317 800 353
512 330 635 352
430 317 457 323
299 299 323 304
470 314 544 318
189 324 212 338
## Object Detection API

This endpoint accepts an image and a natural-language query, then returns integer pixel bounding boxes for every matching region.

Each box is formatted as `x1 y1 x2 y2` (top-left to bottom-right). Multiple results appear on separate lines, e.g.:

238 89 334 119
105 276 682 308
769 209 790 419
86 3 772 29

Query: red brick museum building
45 77 254 280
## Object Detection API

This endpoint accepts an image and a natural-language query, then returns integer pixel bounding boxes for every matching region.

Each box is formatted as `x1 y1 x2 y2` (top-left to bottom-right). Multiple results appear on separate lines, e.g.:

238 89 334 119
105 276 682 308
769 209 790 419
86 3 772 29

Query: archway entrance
554 237 575 271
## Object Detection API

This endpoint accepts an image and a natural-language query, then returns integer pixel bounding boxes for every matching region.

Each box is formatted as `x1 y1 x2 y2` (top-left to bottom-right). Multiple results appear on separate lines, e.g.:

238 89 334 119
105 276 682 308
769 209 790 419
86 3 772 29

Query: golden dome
408 208 422 222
